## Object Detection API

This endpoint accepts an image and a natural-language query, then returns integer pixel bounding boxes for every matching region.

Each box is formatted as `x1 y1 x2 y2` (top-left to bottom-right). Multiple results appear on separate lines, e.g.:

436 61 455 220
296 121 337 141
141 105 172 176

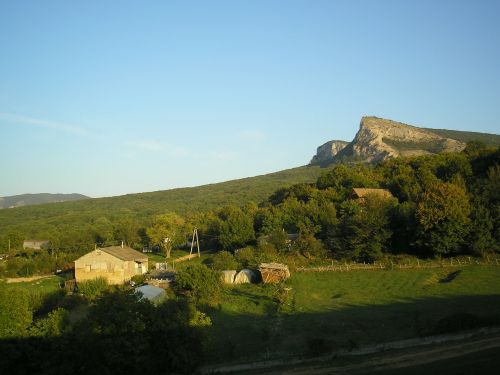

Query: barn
74 245 148 285
351 188 393 203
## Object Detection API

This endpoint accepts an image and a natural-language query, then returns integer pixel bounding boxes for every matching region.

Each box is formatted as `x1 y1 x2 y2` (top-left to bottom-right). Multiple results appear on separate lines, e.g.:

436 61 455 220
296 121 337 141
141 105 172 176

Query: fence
154 253 200 271
296 256 500 273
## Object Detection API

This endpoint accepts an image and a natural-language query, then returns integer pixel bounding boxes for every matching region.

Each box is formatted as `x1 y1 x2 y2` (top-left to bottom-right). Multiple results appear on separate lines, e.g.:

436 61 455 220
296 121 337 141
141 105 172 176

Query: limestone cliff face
347 117 466 163
310 140 349 164
311 116 467 165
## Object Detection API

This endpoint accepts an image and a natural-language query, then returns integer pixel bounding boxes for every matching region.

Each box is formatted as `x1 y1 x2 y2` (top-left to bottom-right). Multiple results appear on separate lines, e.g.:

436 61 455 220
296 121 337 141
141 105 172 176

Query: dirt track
5 274 55 283
272 334 500 374
202 328 500 374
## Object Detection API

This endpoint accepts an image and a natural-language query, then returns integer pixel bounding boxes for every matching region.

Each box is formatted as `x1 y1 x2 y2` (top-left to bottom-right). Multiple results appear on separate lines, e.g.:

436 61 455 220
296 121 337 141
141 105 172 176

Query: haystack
234 269 258 284
259 263 290 283
221 270 237 284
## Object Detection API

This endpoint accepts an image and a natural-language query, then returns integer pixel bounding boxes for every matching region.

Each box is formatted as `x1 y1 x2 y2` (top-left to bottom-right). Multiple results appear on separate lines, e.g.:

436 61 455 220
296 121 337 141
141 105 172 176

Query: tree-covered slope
425 128 500 147
0 165 326 237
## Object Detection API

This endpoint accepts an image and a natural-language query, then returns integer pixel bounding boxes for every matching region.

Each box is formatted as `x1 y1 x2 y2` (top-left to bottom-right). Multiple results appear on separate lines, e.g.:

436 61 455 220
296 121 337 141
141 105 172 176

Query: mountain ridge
0 193 89 209
311 116 500 165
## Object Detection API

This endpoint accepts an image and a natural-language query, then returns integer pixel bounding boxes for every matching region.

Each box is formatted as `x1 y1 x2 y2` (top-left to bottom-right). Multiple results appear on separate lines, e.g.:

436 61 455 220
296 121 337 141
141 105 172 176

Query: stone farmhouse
74 245 148 285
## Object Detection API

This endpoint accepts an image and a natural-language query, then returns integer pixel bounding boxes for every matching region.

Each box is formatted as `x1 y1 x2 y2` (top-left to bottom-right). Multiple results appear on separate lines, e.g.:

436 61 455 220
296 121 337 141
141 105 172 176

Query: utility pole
189 228 200 258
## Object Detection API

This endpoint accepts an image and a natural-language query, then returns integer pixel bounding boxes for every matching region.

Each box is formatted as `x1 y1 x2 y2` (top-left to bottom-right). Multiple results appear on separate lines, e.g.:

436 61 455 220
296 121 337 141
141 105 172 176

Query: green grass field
204 266 500 364
1 276 64 294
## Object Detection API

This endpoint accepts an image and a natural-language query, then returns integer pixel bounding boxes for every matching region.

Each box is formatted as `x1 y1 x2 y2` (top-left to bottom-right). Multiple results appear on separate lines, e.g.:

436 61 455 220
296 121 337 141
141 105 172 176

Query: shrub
77 277 109 301
29 308 69 337
175 264 222 305
211 251 238 270
292 234 327 259
0 286 32 338
131 274 147 285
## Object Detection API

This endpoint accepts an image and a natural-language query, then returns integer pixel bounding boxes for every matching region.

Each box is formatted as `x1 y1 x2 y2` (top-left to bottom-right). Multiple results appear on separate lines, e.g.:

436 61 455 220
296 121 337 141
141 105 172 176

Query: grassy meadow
205 266 500 364
1 275 63 294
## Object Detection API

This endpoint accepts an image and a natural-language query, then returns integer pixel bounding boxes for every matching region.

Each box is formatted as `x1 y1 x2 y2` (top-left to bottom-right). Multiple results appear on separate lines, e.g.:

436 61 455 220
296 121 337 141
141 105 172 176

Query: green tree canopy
146 212 187 258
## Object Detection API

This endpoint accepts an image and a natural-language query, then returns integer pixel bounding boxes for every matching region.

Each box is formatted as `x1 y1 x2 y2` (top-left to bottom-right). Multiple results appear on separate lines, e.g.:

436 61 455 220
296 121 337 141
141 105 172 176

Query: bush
235 247 259 269
77 277 109 300
175 264 222 305
0 286 32 338
211 251 238 271
131 274 147 285
29 308 69 337
292 235 327 259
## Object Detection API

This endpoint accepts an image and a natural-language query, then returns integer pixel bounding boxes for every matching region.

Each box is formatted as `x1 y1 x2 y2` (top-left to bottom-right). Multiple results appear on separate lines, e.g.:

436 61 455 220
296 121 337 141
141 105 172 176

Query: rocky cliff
311 116 468 164
310 140 349 164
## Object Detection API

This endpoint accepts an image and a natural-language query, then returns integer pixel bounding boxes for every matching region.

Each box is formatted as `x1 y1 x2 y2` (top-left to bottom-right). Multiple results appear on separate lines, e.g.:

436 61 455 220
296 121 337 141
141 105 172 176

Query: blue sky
1 0 499 197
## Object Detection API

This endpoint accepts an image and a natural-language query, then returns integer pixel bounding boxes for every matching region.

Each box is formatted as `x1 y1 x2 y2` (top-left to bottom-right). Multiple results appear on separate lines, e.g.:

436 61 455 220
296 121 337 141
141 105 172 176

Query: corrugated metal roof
135 285 166 301
100 246 148 262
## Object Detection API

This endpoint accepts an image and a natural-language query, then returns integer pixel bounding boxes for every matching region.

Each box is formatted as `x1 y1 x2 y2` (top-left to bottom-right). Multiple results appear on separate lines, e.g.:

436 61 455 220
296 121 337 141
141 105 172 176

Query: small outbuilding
234 269 258 284
221 270 237 284
351 188 393 203
259 263 290 283
23 240 50 250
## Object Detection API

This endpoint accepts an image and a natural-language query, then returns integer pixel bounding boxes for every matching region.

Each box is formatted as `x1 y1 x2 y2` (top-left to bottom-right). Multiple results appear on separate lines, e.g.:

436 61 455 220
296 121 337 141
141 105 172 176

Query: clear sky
1 0 499 198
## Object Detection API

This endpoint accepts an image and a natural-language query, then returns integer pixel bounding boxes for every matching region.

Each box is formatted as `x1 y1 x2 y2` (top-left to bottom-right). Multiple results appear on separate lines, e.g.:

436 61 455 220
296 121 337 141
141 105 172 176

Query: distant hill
0 193 89 209
311 116 500 165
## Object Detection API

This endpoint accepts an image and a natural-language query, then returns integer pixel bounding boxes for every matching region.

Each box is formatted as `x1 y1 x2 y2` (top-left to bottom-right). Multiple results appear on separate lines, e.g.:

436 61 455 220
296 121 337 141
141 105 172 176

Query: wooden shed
259 263 290 283
351 188 393 203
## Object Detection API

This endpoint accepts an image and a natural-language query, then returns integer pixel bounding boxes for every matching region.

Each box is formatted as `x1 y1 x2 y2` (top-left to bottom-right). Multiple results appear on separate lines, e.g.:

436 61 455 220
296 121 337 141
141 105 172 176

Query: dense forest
0 142 499 276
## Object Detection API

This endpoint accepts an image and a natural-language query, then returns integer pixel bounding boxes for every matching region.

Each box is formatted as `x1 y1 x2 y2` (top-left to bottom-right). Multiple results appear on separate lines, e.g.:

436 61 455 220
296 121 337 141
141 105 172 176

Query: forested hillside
0 165 325 252
0 143 498 277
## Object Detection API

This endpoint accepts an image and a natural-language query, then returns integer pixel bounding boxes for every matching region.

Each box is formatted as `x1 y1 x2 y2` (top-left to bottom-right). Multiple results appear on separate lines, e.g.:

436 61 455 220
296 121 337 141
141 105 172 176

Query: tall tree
415 181 471 256
146 213 187 258
217 206 255 250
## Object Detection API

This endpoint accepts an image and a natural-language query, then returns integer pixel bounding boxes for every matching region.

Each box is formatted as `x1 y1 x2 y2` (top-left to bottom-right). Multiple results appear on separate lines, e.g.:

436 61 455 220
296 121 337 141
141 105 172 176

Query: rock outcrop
310 140 349 164
311 116 467 165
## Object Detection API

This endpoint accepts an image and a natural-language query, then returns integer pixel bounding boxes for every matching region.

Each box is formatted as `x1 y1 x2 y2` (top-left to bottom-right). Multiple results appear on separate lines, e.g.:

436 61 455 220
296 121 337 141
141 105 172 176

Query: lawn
204 266 500 364
1 275 64 294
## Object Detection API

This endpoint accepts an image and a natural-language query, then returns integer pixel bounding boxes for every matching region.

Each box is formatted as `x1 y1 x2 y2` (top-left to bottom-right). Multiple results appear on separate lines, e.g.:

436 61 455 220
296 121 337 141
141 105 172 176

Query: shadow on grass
1 294 500 373
439 270 461 283
203 294 500 364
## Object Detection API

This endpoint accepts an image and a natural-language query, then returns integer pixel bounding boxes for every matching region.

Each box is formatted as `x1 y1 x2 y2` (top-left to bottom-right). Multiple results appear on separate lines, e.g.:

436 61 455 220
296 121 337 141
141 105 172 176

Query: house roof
100 246 148 262
352 188 393 199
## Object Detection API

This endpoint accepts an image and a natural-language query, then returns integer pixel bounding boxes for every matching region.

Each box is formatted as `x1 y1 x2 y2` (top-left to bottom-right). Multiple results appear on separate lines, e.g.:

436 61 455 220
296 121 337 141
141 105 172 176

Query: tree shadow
1 294 500 373
203 294 500 365
439 270 461 283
